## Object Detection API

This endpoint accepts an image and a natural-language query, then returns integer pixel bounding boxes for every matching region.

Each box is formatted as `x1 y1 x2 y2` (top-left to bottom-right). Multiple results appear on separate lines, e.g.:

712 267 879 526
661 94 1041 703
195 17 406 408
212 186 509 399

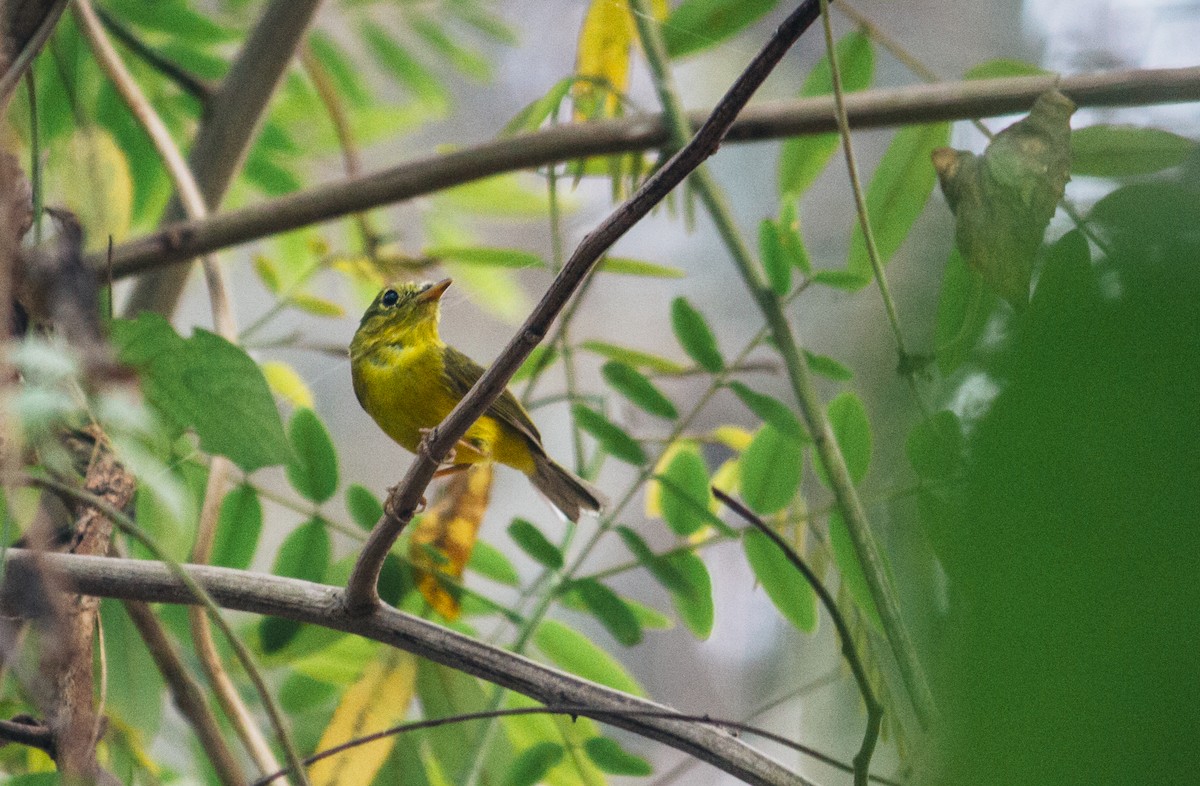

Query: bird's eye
381 289 400 307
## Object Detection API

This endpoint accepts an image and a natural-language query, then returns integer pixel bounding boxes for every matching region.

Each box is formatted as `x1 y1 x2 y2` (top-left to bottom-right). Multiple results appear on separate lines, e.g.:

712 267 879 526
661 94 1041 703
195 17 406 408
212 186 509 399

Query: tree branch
343 0 825 612
93 64 1200 279
2 549 812 786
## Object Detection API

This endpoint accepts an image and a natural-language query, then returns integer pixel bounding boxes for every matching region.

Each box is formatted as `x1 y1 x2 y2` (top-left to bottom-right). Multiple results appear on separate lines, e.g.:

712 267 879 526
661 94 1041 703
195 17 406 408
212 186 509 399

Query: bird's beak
416 278 452 304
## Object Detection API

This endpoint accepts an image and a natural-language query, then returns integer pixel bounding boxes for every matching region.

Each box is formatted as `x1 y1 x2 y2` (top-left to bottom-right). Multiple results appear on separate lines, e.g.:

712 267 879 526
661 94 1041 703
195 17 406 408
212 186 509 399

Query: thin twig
343 0 829 612
716 489 883 786
1 547 813 786
92 64 1200 278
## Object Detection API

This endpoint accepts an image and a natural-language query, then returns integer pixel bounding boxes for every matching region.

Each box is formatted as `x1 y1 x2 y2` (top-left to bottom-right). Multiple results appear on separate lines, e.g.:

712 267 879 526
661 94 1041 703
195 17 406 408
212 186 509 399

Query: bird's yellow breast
351 341 534 472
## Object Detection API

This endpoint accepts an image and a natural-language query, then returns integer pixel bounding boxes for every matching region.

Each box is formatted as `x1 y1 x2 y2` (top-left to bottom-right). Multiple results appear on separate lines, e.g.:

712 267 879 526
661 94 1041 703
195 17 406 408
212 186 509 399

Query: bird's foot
385 485 426 517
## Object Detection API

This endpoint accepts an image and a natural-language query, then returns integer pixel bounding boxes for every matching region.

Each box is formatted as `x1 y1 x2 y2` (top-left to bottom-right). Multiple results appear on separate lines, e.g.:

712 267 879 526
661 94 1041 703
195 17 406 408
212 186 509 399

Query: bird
350 279 605 522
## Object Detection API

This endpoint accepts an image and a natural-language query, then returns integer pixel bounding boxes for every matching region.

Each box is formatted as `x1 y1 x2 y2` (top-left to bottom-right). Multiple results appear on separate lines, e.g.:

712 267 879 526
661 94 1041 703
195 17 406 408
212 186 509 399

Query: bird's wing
441 345 544 448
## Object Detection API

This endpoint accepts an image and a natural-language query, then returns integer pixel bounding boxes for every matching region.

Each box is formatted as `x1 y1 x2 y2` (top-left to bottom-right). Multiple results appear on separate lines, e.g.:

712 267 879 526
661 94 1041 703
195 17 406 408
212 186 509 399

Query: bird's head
353 278 451 353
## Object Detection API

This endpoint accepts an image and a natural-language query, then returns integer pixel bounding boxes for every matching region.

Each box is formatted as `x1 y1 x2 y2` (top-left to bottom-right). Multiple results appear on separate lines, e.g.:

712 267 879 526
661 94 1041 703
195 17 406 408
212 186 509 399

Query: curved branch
2 550 813 786
94 65 1200 279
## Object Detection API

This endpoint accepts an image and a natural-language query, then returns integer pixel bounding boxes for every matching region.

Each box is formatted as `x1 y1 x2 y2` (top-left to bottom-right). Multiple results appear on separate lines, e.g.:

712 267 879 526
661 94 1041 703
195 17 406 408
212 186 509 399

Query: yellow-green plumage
350 280 604 521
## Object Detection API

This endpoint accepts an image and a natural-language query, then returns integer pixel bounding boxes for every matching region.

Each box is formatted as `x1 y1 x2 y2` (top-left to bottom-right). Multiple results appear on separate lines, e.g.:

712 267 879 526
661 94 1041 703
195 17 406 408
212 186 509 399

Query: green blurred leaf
670 297 723 373
289 292 344 318
602 361 678 419
361 20 450 111
963 58 1049 80
658 445 712 536
511 344 558 382
758 219 791 295
101 598 165 736
934 247 997 374
584 737 653 776
662 550 714 638
811 269 870 289
212 483 262 570
572 578 643 646
467 540 521 587
508 517 564 570
847 121 951 284
778 31 875 197
309 31 371 108
728 382 806 441
285 408 339 504
829 510 883 632
411 15 491 80
534 620 645 695
597 257 686 278
616 526 690 595
573 405 645 465
804 351 852 380
111 314 290 472
425 246 544 269
907 410 963 481
108 0 234 42
664 0 779 58
346 483 384 530
1071 125 1196 177
503 76 574 135
743 529 817 633
261 518 331 652
580 340 687 374
505 742 564 786
739 424 803 515
777 202 812 274
253 256 281 293
814 392 872 487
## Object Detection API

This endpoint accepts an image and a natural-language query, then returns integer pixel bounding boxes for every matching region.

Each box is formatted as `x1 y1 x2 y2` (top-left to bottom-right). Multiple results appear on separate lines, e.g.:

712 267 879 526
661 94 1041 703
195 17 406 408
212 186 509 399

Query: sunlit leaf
814 392 872 487
597 257 685 278
739 424 803 515
290 292 345 318
49 127 133 249
262 361 314 410
657 444 712 536
253 255 281 293
409 465 493 620
580 340 687 375
744 529 817 633
573 0 638 118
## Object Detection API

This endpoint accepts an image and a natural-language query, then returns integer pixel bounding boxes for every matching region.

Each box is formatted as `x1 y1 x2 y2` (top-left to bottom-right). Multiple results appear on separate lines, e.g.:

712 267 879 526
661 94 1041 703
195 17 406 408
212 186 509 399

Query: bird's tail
530 453 606 523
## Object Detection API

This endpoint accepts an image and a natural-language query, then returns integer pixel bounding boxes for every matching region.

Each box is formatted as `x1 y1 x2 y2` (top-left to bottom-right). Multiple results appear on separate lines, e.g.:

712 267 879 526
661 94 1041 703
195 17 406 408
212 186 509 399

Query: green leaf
602 361 678 419
584 737 653 776
360 20 449 111
534 620 645 695
504 742 564 786
284 408 339 504
378 553 411 607
211 484 262 570
728 382 806 441
424 246 544 269
739 424 803 515
108 0 234 43
289 292 344 318
1071 125 1196 178
777 202 812 274
572 405 646 465
670 297 723 373
847 122 951 284
829 510 883 632
261 518 331 652
934 247 997 375
963 58 1049 80
101 598 165 736
502 76 573 135
253 256 280 293
658 446 712 536
804 351 852 381
743 529 817 632
110 314 290 472
308 31 371 108
778 31 875 197
814 392 872 487
664 0 779 58
345 483 384 530
598 257 685 278
572 578 643 646
580 340 687 374
616 526 690 595
663 550 714 638
511 344 558 382
907 410 964 480
758 219 791 295
411 14 491 80
508 518 563 570
467 541 521 587
811 269 870 290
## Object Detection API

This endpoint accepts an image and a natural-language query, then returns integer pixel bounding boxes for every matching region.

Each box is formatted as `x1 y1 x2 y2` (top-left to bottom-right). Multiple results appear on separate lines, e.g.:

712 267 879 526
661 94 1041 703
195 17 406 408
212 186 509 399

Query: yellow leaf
50 127 133 249
710 425 754 452
409 464 493 620
310 651 417 786
291 292 345 318
573 0 635 119
710 457 739 513
262 361 315 409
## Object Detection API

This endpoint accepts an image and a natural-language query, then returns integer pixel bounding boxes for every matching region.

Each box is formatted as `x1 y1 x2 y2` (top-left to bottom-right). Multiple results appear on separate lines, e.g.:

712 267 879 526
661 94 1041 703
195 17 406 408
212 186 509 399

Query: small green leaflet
284 407 339 504
572 578 643 646
728 382 806 440
572 405 645 465
804 350 852 381
260 518 331 653
602 361 678 420
662 550 714 639
814 392 872 487
580 340 686 375
423 246 544 269
360 20 450 111
508 518 563 570
584 737 653 776
743 529 817 633
467 541 521 587
670 297 723 372
211 484 262 571
504 742 564 786
345 483 384 530
963 58 1049 80
597 257 685 278
502 76 573 135
289 293 343 318
533 620 645 696
511 344 558 382
616 526 690 594
758 219 791 296
1071 125 1196 178
778 202 812 274
934 247 996 375
657 445 712 536
829 510 883 632
664 0 779 58
740 424 803 515
110 313 290 472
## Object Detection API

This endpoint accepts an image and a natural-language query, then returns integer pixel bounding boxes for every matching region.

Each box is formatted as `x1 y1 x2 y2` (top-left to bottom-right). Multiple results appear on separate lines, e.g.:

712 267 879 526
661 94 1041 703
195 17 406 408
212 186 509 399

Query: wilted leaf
574 0 636 118
933 90 1075 308
409 464 493 620
50 127 133 249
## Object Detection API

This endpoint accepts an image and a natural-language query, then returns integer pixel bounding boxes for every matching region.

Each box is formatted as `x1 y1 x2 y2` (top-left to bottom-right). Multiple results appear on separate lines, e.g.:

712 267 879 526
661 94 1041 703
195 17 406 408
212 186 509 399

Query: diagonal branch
92 64 1200 279
3 548 813 786
343 0 826 612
